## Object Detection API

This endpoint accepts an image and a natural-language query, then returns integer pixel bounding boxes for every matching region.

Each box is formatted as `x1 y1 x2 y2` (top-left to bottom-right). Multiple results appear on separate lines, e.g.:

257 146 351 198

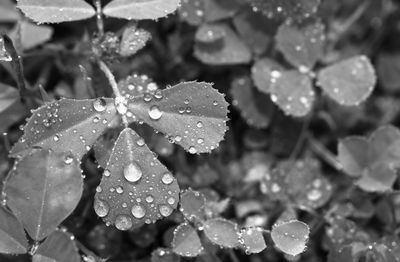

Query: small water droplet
115 215 132 231
94 199 109 217
104 169 111 177
93 98 107 112
148 105 163 120
161 172 174 185
167 197 175 205
123 163 142 183
64 155 74 165
53 135 60 141
131 204 146 218
307 189 322 201
136 138 145 147
189 147 197 154
197 121 203 128
159 204 173 217
145 195 154 203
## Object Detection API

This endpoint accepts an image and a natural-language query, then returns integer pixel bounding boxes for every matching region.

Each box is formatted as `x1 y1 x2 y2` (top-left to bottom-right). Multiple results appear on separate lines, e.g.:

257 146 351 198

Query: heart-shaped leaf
32 230 80 262
94 128 180 230
0 207 28 254
103 0 181 20
203 218 240 248
251 58 283 94
179 189 206 222
270 70 315 117
4 149 83 240
10 98 118 159
271 220 310 256
238 227 266 254
317 56 376 106
172 222 204 257
17 0 96 24
119 26 151 57
276 21 325 70
194 23 252 65
128 82 229 154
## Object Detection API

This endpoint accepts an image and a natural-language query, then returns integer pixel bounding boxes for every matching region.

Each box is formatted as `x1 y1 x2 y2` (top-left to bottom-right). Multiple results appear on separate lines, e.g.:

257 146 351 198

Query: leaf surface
10 98 117 159
119 26 151 57
4 149 83 240
128 82 229 154
178 0 205 25
94 128 180 230
0 37 12 61
11 21 53 50
238 227 266 254
203 218 240 248
103 0 181 20
0 207 28 254
179 189 206 222
17 0 96 24
271 220 310 256
172 223 203 257
251 58 283 94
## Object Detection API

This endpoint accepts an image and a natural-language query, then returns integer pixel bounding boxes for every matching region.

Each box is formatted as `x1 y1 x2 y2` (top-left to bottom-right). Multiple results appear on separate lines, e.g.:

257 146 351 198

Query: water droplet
159 204 173 217
131 204 146 218
271 183 281 192
94 199 109 217
197 138 204 144
93 98 107 112
148 105 163 120
197 121 203 128
53 135 60 141
145 195 154 203
116 186 124 194
161 172 174 185
307 189 322 201
189 147 197 154
123 163 142 183
115 215 132 231
167 197 175 205
175 135 182 142
104 169 111 177
115 97 128 115
136 138 145 147
93 116 100 123
64 155 74 165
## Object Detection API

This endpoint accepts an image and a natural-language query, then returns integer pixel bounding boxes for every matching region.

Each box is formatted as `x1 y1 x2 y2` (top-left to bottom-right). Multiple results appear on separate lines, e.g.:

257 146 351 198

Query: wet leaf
32 230 80 262
17 0 96 24
271 220 310 256
194 23 252 65
118 74 158 99
10 98 118 159
94 128 180 230
4 149 83 240
0 207 28 254
318 56 376 106
270 70 315 117
128 82 229 154
119 26 151 57
276 21 325 69
172 223 204 257
238 227 266 254
251 57 283 94
179 189 206 222
103 0 181 20
152 248 181 262
230 75 274 128
195 24 226 43
178 0 205 25
203 218 240 248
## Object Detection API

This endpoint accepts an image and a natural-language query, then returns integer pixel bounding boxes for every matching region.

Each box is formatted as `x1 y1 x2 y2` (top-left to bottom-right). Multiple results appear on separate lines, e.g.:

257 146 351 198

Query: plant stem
308 135 343 171
94 0 104 37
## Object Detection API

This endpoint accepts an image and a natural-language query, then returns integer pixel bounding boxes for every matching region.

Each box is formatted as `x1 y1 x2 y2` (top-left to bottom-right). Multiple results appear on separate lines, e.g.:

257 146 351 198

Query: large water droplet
93 98 107 112
123 163 142 182
115 215 132 231
159 204 173 217
161 172 174 185
189 147 197 154
64 155 74 165
94 199 109 217
307 189 322 201
104 169 111 177
131 204 146 218
148 105 163 120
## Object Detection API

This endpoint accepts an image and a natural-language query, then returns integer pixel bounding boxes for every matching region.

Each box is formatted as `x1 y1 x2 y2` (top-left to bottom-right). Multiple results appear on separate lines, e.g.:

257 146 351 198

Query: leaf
32 230 80 262
338 136 369 177
271 220 310 256
195 24 226 43
203 218 240 248
178 0 205 25
119 26 151 57
128 82 229 154
179 189 206 222
276 21 325 69
0 83 19 114
0 0 19 22
0 37 12 62
118 74 159 99
152 248 181 262
17 0 96 24
251 58 283 94
238 227 266 254
103 0 181 20
246 0 320 21
376 52 400 92
270 70 315 117
203 0 242 22
4 149 83 240
194 23 252 65
10 98 118 159
9 21 53 51
172 223 204 257
356 163 397 193
317 56 376 106
230 75 274 128
93 128 122 169
0 207 28 254
94 128 180 230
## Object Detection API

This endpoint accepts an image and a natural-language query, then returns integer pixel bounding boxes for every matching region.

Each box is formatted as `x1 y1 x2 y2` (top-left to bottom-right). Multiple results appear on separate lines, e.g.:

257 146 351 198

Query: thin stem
94 0 104 37
228 249 240 262
308 135 343 171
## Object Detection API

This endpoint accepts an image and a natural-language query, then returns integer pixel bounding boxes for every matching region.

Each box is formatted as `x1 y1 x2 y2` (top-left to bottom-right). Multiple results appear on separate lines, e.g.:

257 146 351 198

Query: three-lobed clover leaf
0 206 28 254
4 149 83 240
318 56 377 106
172 222 204 257
338 125 400 192
271 220 310 257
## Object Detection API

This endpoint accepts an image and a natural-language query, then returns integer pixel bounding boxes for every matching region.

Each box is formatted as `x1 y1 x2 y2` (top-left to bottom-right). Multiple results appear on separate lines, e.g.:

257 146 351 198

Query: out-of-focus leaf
17 0 96 24
128 82 229 154
327 242 365 262
251 57 283 94
318 56 376 106
0 84 19 113
178 0 205 25
0 0 19 22
179 189 206 222
10 98 118 159
276 21 325 69
103 0 181 20
195 24 226 43
203 218 240 248
119 26 151 57
270 70 315 117
0 37 12 62
238 227 266 254
338 136 368 177
9 21 53 50
194 23 252 65
172 223 203 257
32 230 80 262
271 220 310 256
4 149 83 240
0 207 28 254
94 128 179 230
152 248 181 262
203 0 242 22
230 75 274 128
377 52 400 92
